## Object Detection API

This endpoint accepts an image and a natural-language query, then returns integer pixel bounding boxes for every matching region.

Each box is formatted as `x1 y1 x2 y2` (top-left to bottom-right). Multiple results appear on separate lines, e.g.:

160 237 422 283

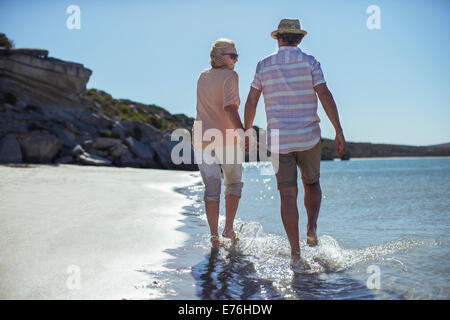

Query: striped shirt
251 46 326 154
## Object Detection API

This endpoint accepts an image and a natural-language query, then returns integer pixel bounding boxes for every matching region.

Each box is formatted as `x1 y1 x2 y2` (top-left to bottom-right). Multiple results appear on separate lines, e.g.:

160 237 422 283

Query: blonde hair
210 38 235 69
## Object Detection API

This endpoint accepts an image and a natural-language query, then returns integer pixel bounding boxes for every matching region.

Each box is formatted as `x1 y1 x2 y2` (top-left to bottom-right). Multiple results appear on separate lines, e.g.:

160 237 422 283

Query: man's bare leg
303 181 322 246
223 195 239 241
279 186 300 258
205 200 220 246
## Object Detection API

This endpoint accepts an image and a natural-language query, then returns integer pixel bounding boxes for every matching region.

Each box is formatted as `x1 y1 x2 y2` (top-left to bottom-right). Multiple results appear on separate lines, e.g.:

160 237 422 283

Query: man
244 19 346 260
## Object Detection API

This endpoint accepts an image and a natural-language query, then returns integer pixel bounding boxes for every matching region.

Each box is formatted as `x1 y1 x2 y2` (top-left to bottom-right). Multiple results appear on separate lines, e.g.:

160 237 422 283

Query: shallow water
141 158 450 300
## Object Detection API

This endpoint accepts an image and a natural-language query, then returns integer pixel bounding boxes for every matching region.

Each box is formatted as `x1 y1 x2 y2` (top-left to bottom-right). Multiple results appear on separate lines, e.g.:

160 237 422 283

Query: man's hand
335 132 346 157
244 131 258 153
315 83 346 157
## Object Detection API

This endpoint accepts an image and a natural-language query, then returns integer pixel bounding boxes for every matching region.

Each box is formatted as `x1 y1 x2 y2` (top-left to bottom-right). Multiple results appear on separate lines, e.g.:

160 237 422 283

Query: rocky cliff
0 47 196 170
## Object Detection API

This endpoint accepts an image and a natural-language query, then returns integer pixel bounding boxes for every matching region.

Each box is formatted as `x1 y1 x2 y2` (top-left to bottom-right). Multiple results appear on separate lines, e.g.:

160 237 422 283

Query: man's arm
244 87 262 130
314 83 346 157
224 104 244 130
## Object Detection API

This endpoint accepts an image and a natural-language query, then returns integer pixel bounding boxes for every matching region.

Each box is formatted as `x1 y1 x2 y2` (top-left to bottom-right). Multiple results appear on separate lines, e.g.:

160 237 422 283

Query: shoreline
0 164 201 299
342 156 450 161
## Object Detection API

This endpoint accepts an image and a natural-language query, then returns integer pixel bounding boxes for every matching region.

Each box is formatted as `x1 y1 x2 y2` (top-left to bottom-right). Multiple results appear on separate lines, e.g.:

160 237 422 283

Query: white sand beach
0 164 201 299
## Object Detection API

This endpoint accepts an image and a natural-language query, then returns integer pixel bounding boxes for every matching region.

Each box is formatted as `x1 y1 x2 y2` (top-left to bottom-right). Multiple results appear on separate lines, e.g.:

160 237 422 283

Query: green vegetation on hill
83 88 193 131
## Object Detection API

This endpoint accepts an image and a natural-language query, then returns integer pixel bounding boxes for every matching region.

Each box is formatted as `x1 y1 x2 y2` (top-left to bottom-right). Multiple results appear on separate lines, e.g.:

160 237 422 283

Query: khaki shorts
272 140 321 189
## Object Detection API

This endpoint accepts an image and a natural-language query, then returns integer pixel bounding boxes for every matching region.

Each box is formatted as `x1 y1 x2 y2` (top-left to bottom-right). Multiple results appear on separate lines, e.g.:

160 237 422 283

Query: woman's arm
224 104 244 130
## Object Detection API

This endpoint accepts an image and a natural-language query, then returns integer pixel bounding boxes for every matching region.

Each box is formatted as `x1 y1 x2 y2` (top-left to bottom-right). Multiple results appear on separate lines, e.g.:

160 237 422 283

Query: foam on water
232 221 438 275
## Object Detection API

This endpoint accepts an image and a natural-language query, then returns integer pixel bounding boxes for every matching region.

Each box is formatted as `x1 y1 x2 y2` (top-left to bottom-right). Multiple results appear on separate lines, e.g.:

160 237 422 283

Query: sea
144 157 450 300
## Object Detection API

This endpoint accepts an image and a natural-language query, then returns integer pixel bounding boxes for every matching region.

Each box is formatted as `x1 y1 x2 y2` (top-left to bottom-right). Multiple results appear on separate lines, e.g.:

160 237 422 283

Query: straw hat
271 19 307 39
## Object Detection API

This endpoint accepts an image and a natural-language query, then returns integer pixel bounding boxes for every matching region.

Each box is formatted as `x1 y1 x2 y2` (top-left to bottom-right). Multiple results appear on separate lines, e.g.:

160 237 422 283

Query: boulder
125 136 155 160
110 142 129 158
151 132 197 170
116 153 148 168
0 134 22 164
70 143 111 166
111 122 125 140
92 137 121 150
120 120 161 142
50 125 77 148
77 153 111 166
71 144 86 156
17 131 61 163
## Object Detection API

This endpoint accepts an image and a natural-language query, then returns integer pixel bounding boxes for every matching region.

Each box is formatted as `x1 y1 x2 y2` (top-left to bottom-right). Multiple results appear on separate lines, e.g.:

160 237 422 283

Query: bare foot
306 232 318 247
222 228 238 243
291 252 301 261
210 235 222 248
290 254 311 271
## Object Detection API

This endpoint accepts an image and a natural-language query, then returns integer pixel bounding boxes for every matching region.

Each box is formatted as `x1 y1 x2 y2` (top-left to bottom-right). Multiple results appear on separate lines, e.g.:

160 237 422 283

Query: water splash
230 221 438 276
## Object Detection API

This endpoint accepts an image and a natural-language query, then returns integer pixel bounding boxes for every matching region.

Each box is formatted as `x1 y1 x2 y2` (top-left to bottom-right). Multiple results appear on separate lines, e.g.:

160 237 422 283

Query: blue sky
1 0 449 146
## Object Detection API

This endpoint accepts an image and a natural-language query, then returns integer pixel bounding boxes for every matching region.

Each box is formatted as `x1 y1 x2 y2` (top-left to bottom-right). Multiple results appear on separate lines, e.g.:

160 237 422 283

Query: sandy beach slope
0 164 201 299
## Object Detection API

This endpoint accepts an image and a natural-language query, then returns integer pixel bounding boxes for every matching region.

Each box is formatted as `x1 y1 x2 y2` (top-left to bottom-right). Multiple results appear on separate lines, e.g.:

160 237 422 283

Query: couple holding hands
192 19 345 261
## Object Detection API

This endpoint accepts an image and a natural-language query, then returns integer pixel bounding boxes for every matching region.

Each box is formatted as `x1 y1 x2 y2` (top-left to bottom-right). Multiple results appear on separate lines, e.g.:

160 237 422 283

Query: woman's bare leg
205 200 220 246
223 195 240 240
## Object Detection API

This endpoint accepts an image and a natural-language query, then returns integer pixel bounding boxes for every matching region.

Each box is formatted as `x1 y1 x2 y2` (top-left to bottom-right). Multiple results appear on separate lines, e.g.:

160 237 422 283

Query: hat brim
271 29 307 39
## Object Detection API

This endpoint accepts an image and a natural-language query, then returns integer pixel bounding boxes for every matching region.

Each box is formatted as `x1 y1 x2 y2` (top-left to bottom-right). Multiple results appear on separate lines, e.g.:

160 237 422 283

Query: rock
0 48 92 109
50 126 77 148
116 153 147 168
64 120 81 135
0 134 22 164
0 116 28 135
110 142 129 158
111 122 125 140
92 137 121 150
125 136 154 160
71 144 85 156
151 131 197 170
71 143 111 166
15 98 27 110
77 111 112 129
77 152 111 166
120 120 161 142
17 131 61 163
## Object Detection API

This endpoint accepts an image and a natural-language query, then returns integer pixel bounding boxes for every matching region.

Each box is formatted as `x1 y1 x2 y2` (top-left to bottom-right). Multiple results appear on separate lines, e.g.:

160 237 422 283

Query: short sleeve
223 72 240 109
250 62 262 91
311 58 326 87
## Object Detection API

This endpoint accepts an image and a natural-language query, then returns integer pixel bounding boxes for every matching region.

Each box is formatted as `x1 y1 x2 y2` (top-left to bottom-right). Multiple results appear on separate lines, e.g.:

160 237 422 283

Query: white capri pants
195 145 244 201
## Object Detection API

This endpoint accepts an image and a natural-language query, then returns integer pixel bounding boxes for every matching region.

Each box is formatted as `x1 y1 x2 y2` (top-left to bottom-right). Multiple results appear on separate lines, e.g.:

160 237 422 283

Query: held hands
240 127 258 153
335 132 346 157
245 134 259 153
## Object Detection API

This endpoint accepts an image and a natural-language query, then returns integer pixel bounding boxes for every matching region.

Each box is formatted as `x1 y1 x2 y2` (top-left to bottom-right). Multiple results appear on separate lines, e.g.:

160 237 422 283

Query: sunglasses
223 53 239 60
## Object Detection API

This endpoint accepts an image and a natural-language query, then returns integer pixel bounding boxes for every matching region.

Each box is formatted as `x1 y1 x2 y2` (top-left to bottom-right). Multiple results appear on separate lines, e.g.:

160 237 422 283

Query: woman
192 38 245 247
